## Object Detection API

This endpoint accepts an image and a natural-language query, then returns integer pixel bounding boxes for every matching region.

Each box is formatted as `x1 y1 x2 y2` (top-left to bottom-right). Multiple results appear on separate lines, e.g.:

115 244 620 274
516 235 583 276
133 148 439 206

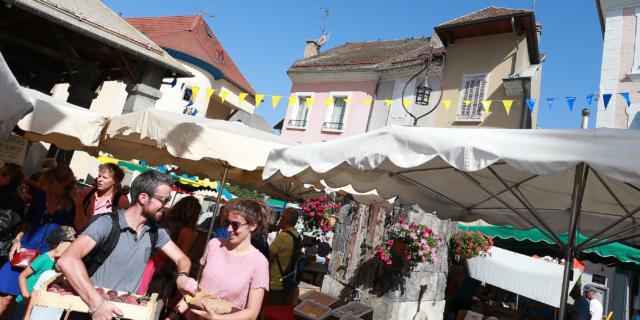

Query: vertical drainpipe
511 16 527 129
365 71 382 131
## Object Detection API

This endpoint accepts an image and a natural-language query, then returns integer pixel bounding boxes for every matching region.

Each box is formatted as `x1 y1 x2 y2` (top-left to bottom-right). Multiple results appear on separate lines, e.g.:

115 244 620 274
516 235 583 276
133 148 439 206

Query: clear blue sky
104 0 603 130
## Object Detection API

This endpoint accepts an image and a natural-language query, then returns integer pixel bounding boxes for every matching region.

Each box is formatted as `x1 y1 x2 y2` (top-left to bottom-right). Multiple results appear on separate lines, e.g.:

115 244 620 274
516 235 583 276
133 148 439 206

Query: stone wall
321 201 458 320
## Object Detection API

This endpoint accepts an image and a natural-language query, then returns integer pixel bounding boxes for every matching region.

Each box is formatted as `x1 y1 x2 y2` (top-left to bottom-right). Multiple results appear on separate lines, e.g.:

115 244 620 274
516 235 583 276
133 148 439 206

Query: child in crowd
14 226 76 320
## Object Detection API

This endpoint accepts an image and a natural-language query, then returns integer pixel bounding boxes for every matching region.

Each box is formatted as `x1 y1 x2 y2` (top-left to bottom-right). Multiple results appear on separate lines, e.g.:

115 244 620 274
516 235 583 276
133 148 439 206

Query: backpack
82 207 158 277
82 187 124 215
275 230 306 290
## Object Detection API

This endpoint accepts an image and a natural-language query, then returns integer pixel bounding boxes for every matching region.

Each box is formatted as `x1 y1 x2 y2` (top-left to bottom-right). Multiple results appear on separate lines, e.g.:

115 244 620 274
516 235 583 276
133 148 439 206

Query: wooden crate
29 273 158 320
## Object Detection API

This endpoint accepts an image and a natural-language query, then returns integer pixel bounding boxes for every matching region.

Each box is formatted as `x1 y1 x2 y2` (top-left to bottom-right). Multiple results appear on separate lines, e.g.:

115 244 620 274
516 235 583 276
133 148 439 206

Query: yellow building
433 7 544 129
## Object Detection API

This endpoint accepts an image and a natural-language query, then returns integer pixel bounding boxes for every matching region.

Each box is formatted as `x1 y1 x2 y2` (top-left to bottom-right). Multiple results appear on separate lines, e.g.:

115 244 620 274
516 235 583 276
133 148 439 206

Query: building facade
281 7 544 145
596 0 640 128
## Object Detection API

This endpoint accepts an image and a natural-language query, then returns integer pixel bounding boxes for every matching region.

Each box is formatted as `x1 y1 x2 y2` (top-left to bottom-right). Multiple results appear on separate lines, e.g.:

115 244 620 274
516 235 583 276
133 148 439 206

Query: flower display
299 196 341 235
450 229 494 259
372 218 443 266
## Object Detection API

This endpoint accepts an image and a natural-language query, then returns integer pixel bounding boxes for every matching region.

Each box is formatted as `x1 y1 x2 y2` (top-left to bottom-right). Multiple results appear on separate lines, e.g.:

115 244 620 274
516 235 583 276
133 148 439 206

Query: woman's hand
9 241 21 261
185 301 219 320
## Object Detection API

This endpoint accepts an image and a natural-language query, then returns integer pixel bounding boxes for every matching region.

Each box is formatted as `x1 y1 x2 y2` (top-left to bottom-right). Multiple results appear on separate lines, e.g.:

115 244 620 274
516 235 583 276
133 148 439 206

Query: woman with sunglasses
170 199 270 320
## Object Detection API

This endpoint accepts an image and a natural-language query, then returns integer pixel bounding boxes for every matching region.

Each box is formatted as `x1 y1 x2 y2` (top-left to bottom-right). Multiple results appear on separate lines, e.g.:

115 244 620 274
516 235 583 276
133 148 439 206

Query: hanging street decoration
546 98 554 109
565 97 576 112
272 96 281 109
603 94 612 110
481 100 492 113
220 90 229 104
191 86 200 100
238 93 248 105
620 92 631 107
206 89 216 100
443 100 452 110
502 100 513 116
526 99 536 112
255 94 264 108
586 94 594 106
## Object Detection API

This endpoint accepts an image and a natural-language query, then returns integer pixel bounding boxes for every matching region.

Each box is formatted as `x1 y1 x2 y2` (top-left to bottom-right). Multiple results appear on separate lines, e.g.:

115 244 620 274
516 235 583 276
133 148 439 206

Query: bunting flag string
272 96 281 109
603 94 612 110
463 100 471 106
403 100 411 108
170 78 177 88
238 92 248 105
306 97 315 108
288 96 298 108
325 98 333 106
481 100 492 113
255 94 264 108
586 94 594 106
565 97 576 112
191 87 200 100
545 98 554 109
206 89 216 100
620 92 631 107
220 90 229 104
344 99 351 104
363 99 372 107
526 99 536 113
385 100 393 107
443 100 452 110
503 100 513 115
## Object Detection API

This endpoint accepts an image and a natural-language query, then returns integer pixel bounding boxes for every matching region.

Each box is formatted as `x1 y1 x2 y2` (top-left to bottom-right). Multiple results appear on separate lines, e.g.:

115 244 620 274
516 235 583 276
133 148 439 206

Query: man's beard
142 208 163 222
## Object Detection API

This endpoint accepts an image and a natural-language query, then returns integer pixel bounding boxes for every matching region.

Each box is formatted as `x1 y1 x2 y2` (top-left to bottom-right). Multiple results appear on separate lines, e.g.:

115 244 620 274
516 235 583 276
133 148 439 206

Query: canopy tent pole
457 170 562 247
576 208 640 250
575 206 640 251
557 164 589 320
198 164 229 281
581 229 640 250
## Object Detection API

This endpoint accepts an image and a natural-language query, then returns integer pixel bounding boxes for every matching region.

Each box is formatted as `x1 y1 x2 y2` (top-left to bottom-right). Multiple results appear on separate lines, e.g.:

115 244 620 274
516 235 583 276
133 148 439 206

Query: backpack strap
82 187 98 214
83 209 122 277
148 221 159 256
282 230 301 275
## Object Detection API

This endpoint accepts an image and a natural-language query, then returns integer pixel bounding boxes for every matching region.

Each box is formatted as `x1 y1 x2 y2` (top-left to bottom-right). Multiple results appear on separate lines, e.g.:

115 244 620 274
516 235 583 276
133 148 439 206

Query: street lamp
415 85 432 105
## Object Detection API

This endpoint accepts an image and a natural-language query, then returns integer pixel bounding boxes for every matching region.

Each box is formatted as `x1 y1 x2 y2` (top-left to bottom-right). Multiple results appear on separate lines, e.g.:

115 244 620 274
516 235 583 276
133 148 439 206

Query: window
182 88 193 101
457 74 489 121
323 97 347 131
287 96 310 128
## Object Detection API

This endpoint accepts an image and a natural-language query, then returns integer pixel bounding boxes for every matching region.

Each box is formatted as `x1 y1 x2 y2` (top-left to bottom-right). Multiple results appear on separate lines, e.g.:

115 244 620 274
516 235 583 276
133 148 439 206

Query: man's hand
92 301 124 320
176 276 197 297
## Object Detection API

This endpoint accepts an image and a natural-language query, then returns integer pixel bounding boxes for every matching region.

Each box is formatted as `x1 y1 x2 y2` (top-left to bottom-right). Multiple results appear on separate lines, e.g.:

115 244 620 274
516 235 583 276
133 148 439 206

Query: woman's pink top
199 238 269 309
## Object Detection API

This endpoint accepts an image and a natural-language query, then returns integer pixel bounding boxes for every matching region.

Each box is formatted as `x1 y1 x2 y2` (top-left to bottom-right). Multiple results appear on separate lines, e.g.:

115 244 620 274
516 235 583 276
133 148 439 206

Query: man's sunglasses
224 219 248 231
151 194 171 205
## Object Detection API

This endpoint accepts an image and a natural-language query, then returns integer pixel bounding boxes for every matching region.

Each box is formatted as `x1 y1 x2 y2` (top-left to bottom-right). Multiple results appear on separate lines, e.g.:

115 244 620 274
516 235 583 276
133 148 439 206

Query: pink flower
432 256 438 264
399 218 406 223
421 257 427 262
466 232 472 237
320 196 325 201
402 225 409 230
309 212 315 216
406 255 412 261
381 253 386 260
409 233 417 240
386 260 392 265
387 240 393 245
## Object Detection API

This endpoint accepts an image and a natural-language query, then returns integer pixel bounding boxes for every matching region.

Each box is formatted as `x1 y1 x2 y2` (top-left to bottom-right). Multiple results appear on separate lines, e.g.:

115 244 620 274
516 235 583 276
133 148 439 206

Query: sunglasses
151 194 171 205
224 219 248 231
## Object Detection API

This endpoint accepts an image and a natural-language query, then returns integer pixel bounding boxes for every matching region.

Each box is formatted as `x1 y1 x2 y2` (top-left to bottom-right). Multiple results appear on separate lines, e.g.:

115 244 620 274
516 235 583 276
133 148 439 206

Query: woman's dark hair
98 163 125 183
2 163 24 189
166 196 201 228
224 199 271 235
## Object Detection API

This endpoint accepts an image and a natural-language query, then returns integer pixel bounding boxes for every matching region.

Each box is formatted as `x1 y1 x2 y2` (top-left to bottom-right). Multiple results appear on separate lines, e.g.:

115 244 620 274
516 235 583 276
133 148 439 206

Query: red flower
467 249 472 253
387 240 393 245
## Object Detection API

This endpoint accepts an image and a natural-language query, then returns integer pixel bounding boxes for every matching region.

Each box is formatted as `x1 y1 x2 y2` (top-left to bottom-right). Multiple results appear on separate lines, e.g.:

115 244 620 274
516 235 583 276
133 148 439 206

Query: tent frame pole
576 210 640 250
487 167 564 246
456 170 561 246
198 164 229 281
557 164 589 320
582 229 640 250
469 174 540 209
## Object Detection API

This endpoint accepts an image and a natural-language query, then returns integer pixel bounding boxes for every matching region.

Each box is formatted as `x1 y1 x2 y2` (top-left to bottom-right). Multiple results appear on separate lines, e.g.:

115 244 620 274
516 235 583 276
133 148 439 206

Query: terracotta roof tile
289 38 444 73
436 6 531 28
125 15 255 94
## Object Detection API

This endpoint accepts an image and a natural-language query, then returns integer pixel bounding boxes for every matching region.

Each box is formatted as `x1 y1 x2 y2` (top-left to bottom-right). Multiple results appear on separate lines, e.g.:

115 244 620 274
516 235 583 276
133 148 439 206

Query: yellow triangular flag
238 93 248 105
428 100 432 104
403 99 411 108
363 99 372 106
343 99 351 104
206 88 216 100
463 100 471 106
220 90 229 104
385 100 393 107
305 97 314 108
443 100 452 110
481 100 492 113
255 94 264 108
503 100 513 116
191 87 200 100
325 98 333 106
272 96 281 109
288 96 298 107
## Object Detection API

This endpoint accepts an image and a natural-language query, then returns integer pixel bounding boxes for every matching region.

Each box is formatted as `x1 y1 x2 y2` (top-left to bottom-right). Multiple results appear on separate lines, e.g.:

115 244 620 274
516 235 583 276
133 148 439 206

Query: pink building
596 0 640 128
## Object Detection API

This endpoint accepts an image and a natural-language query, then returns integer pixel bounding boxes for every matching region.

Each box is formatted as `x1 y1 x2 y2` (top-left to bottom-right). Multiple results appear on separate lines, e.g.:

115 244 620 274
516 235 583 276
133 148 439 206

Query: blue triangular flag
186 100 193 107
191 109 198 116
180 82 185 90
603 94 612 109
586 94 594 105
620 92 631 107
171 78 177 88
526 99 536 112
565 97 576 111
545 98 554 109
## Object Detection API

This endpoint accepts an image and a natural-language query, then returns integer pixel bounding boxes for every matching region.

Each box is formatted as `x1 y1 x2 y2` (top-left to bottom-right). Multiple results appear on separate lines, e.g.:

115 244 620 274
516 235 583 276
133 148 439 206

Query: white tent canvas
0 52 33 140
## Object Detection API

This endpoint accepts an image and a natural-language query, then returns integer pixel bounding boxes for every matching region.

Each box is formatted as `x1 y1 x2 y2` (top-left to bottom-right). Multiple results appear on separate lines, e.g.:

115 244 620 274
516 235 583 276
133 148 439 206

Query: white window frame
286 92 315 130
456 73 491 122
322 91 352 133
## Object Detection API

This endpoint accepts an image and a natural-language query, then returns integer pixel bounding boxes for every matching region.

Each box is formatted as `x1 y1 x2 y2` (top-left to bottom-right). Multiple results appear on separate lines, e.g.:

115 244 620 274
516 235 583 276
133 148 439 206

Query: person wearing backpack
266 208 302 306
57 170 196 320
74 163 129 231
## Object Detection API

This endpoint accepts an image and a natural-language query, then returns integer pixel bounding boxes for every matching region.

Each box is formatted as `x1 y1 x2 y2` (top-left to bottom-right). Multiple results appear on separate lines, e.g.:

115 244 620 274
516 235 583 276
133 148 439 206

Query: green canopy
459 224 640 274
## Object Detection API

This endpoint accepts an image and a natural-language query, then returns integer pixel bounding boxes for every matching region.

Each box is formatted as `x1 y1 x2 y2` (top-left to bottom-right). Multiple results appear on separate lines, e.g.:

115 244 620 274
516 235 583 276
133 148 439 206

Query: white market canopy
263 126 640 245
466 247 581 308
0 52 33 140
17 88 109 149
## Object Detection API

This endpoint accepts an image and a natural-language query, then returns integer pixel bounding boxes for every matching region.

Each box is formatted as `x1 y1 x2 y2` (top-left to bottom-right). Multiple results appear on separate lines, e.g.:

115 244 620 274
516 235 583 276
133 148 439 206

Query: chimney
304 40 320 59
535 22 542 43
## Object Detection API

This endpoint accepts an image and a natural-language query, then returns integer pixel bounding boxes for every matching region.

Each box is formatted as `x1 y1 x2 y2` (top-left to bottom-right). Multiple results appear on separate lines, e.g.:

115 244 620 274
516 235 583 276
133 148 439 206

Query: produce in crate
185 286 240 314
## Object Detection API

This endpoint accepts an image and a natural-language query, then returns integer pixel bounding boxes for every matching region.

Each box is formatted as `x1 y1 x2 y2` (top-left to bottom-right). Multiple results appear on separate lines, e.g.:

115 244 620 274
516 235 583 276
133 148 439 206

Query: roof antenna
531 0 536 11
313 3 330 47
195 5 215 23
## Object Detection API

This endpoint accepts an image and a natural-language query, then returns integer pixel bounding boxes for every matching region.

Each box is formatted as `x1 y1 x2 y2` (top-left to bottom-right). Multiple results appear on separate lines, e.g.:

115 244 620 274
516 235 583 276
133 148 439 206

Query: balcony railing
288 119 307 127
322 122 344 130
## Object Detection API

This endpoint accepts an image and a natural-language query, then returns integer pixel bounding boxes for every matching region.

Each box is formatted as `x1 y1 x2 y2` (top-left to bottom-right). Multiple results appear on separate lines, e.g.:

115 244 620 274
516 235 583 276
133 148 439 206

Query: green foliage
223 184 264 200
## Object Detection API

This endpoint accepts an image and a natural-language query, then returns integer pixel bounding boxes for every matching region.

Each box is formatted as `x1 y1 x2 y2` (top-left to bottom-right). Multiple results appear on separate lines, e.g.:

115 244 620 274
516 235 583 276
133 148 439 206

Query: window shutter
458 75 488 120
332 98 346 124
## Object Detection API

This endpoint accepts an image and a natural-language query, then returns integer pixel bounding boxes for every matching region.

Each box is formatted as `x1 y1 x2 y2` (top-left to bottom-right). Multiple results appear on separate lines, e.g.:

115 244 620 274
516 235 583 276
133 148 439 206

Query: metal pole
557 109 591 320
198 165 229 280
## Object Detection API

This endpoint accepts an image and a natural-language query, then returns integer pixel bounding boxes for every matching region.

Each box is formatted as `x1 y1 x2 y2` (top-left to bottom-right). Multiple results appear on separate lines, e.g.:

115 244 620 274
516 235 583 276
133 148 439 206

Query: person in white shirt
586 289 603 320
